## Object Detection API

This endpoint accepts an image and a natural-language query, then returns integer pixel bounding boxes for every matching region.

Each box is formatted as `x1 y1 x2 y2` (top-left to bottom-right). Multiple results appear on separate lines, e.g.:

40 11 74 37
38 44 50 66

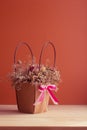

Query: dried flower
10 60 60 89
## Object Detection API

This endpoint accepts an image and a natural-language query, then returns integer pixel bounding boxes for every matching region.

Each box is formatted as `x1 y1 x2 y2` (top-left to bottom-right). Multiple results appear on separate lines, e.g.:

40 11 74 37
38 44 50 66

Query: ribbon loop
34 85 58 105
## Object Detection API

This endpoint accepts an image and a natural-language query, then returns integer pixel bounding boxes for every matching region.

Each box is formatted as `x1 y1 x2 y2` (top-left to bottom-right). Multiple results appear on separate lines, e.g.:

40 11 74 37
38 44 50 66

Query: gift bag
10 42 60 114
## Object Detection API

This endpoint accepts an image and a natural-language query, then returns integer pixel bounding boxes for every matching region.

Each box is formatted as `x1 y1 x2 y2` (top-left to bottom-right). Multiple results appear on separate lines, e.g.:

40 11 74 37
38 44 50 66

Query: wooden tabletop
0 105 87 127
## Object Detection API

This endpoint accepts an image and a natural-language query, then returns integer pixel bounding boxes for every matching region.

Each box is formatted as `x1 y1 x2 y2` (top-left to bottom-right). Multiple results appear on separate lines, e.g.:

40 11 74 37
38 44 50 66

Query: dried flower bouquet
11 62 60 90
10 42 60 113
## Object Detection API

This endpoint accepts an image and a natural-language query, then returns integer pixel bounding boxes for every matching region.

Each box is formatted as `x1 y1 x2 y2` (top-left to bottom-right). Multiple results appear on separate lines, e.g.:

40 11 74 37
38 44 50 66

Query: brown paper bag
11 42 59 114
15 83 49 113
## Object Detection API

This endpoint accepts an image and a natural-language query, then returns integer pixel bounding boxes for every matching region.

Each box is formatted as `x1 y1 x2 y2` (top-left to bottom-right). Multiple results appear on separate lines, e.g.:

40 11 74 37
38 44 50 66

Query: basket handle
39 41 56 69
14 42 34 65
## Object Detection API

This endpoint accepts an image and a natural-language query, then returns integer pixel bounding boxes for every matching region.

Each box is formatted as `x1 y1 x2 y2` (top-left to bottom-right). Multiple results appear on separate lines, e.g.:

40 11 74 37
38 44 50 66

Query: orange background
0 0 87 104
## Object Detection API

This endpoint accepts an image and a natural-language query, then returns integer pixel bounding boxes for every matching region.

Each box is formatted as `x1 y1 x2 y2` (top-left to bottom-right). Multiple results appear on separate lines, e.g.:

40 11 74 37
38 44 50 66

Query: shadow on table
0 109 21 115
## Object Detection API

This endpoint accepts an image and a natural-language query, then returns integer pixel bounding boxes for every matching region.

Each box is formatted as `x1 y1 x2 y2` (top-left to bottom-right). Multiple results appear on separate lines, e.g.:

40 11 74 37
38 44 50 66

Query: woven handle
14 42 34 64
39 41 56 69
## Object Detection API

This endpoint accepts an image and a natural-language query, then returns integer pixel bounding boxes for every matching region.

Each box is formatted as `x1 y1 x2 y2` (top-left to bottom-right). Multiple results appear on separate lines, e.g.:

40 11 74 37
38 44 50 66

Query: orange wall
0 0 87 104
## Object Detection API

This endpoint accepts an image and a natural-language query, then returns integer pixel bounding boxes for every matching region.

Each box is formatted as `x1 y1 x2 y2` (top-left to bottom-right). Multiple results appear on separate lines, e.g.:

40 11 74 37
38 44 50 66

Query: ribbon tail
47 88 59 104
33 91 44 105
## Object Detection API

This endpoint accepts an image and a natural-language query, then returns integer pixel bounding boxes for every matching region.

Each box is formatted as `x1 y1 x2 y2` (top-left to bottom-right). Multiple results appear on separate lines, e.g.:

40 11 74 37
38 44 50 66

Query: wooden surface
0 105 87 127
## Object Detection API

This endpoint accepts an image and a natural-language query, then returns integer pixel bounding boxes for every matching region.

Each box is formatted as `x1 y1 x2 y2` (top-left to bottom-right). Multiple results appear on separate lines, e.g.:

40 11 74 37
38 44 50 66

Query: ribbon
34 85 58 105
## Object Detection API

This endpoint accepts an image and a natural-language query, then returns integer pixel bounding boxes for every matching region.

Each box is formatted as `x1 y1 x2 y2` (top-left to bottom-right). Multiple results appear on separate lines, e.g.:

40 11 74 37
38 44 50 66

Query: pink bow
34 85 58 105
